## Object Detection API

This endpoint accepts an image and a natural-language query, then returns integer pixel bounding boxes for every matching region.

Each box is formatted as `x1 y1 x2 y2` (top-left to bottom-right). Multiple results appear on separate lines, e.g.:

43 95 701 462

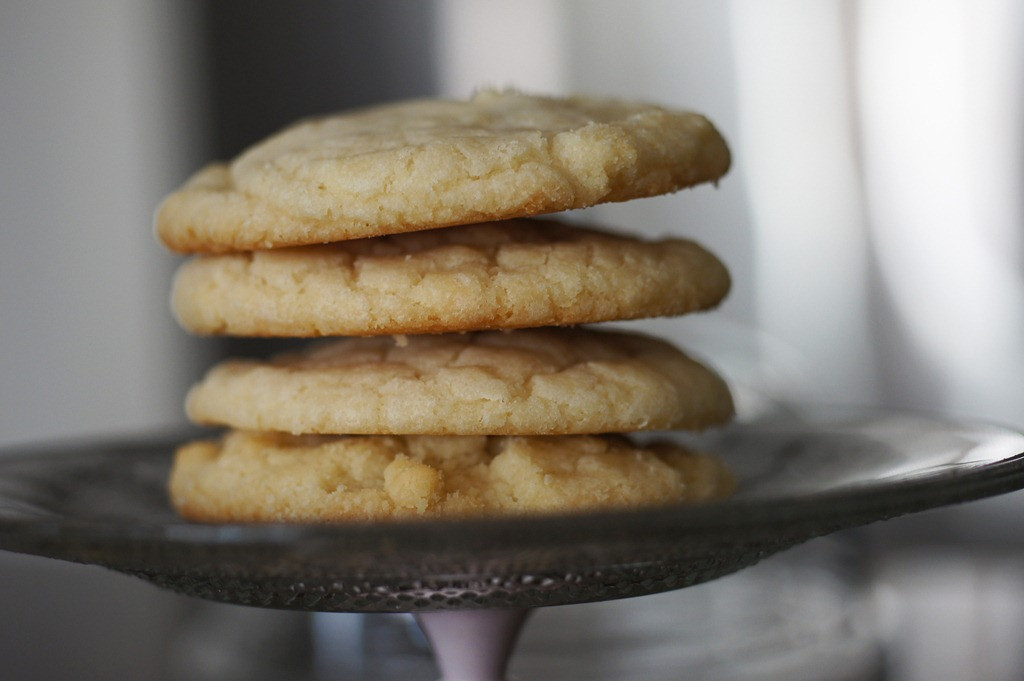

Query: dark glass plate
0 406 1021 613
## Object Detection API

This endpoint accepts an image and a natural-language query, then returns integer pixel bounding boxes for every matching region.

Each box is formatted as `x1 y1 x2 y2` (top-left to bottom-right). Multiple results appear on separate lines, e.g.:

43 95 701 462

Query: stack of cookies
158 91 737 523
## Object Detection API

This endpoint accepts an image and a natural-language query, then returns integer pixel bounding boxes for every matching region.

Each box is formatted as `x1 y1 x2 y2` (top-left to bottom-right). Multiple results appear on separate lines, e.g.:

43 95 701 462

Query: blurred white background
0 1 1022 679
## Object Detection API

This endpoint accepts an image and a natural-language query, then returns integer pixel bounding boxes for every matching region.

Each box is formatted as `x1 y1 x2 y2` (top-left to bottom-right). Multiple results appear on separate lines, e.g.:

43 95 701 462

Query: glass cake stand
0 405 1022 680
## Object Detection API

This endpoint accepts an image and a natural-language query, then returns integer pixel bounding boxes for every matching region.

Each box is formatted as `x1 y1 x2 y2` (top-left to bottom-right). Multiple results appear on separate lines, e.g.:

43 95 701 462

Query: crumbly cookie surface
156 90 731 253
184 328 734 435
169 430 735 522
170 219 730 336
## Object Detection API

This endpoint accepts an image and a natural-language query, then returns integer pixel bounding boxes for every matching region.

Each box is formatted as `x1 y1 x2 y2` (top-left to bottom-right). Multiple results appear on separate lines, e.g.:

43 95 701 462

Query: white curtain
436 0 1024 429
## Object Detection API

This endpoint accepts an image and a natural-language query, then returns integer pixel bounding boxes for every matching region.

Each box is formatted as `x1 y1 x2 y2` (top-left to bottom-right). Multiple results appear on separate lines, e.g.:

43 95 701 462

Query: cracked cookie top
170 219 731 336
184 327 734 435
155 90 731 253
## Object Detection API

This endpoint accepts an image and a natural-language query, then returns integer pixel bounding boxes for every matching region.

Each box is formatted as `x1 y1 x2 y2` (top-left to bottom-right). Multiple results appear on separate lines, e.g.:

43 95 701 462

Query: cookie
184 328 734 435
156 90 731 253
169 430 736 522
170 219 731 336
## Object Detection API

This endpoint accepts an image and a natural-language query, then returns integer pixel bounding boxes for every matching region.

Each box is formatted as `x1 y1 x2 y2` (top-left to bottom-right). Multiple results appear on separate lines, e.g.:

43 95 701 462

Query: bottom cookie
169 431 735 522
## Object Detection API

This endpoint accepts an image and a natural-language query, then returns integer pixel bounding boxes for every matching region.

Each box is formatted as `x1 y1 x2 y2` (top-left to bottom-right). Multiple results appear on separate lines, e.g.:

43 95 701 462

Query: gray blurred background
1 1 1022 679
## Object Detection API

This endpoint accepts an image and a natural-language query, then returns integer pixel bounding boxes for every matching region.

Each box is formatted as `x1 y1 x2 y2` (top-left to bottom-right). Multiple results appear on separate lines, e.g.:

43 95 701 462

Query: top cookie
156 90 731 253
